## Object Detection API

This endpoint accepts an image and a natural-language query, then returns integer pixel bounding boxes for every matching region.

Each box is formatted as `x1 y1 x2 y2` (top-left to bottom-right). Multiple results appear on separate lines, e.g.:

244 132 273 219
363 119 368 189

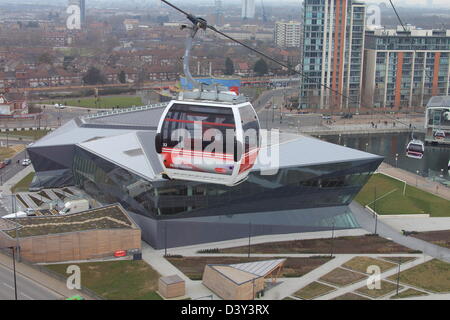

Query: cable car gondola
406 139 425 159
155 99 260 186
434 130 446 141
154 16 260 186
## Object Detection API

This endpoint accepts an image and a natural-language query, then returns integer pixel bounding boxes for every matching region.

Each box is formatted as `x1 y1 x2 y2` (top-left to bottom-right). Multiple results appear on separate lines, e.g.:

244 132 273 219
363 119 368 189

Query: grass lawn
293 281 335 300
342 256 396 274
219 235 416 254
380 256 417 264
0 147 19 161
0 130 50 140
355 173 450 217
166 256 332 280
319 268 367 287
46 260 162 300
355 280 401 299
390 288 428 299
11 172 35 193
46 96 142 109
332 292 370 300
387 259 450 293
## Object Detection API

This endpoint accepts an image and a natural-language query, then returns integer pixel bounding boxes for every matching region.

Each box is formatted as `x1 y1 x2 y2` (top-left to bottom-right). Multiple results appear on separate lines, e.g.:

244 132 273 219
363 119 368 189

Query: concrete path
378 163 450 200
166 228 369 256
140 242 218 300
379 217 450 232
260 255 352 300
0 252 92 300
350 202 450 263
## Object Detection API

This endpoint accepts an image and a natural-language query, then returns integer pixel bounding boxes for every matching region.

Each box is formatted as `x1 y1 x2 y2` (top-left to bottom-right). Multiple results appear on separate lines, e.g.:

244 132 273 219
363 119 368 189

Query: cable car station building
27 104 383 249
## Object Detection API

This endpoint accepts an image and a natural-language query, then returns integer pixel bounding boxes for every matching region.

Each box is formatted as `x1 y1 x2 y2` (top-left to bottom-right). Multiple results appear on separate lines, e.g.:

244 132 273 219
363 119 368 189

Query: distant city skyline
0 0 449 8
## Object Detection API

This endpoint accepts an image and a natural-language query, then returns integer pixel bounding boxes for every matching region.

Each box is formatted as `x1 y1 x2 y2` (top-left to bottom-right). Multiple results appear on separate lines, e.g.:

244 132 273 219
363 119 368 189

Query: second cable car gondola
406 139 425 159
155 98 260 186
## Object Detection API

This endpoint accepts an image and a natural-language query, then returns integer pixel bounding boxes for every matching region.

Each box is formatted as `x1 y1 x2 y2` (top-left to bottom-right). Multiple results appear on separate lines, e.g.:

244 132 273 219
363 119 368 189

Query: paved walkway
0 252 93 300
379 217 450 232
350 202 450 263
260 255 352 300
140 242 218 300
377 163 450 200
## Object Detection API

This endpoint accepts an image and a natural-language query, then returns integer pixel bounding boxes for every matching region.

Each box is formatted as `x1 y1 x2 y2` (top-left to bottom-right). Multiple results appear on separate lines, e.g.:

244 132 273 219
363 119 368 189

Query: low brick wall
1 228 141 263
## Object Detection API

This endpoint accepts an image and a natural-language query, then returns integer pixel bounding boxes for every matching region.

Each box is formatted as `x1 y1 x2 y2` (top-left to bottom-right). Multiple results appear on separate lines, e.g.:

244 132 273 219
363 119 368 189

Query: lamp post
247 222 252 258
9 246 18 300
395 153 399 167
416 170 419 186
440 169 444 178
330 221 335 258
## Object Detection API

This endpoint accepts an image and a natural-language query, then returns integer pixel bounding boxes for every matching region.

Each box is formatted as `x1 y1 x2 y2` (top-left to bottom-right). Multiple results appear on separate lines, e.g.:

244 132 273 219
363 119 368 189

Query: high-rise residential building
300 0 366 110
362 26 450 108
80 0 86 27
215 0 224 26
274 21 302 48
242 0 255 20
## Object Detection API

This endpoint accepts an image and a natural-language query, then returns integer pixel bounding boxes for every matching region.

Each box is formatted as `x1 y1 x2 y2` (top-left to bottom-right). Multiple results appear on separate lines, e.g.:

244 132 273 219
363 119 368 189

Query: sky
1 0 449 9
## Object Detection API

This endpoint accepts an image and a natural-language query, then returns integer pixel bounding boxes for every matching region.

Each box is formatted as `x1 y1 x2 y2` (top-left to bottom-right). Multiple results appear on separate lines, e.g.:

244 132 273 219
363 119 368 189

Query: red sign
114 250 127 257
229 86 240 95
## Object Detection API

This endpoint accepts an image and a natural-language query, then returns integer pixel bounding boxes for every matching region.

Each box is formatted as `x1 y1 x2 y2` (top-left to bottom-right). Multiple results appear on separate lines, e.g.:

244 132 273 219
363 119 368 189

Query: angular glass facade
73 146 380 220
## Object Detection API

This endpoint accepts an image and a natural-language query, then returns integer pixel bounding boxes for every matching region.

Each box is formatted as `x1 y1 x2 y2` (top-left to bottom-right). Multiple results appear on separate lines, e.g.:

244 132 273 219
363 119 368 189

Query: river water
319 132 450 181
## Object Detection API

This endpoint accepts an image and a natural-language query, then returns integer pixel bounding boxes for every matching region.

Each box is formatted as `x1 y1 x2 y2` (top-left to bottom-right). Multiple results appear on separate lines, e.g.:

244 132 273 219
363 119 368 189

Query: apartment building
300 0 366 110
274 21 302 48
362 26 450 108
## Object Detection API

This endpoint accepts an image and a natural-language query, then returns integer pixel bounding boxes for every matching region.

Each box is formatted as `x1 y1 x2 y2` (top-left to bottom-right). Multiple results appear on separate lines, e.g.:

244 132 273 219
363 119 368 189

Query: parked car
3 159 11 165
0 162 6 169
341 113 353 119
322 114 332 120
22 159 31 166
54 103 66 109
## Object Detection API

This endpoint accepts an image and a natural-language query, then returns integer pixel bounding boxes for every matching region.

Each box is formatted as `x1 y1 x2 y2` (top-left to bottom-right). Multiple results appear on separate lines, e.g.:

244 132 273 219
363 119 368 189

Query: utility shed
158 275 185 299
202 259 285 300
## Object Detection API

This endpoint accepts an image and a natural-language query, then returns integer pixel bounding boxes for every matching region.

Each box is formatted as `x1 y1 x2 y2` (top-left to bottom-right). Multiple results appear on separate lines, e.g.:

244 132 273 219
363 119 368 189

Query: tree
253 59 268 76
118 70 127 84
224 57 234 76
83 67 106 85
38 53 53 65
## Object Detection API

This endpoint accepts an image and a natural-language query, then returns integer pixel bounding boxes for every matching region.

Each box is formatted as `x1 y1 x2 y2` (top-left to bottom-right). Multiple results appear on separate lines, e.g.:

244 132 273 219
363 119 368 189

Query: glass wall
73 146 382 220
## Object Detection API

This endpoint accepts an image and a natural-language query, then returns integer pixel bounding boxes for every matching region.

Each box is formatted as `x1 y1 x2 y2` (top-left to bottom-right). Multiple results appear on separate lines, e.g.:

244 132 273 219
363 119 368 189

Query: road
254 88 298 130
0 150 28 186
0 262 63 300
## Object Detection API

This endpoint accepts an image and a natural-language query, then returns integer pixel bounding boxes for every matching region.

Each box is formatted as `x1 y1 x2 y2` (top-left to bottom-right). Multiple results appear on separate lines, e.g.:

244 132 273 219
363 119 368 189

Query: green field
46 96 143 109
387 259 450 293
11 172 35 194
0 130 50 140
47 260 163 300
355 173 450 217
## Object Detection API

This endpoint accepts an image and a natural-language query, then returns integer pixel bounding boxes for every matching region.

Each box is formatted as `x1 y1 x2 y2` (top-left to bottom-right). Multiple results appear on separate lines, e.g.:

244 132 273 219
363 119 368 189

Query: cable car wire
160 0 419 129
160 0 358 106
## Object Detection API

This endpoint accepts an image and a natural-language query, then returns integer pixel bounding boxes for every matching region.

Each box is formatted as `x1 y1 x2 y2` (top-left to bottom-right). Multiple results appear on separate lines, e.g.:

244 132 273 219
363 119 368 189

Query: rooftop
2 204 138 239
29 103 382 182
